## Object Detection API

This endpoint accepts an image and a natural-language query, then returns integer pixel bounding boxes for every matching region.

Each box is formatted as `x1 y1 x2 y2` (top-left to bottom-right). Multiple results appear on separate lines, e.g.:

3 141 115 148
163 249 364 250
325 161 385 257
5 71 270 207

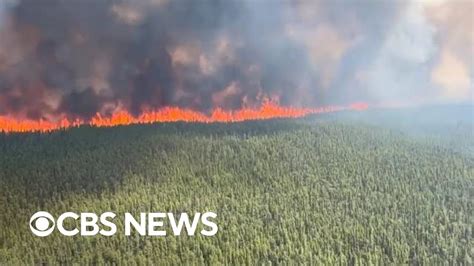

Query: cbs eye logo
29 211 55 237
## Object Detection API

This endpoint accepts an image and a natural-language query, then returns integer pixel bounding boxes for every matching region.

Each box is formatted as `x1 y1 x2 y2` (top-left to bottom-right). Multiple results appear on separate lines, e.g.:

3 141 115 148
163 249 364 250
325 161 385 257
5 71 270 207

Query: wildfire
0 101 368 133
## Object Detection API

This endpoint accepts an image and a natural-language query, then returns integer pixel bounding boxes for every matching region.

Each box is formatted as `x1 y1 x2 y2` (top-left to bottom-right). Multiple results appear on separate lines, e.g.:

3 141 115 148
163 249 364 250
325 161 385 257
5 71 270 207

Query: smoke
0 0 472 120
364 2 437 104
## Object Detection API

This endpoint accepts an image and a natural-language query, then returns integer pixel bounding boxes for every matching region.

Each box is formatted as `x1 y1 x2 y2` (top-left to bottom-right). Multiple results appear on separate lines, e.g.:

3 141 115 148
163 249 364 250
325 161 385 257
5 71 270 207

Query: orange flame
0 101 368 133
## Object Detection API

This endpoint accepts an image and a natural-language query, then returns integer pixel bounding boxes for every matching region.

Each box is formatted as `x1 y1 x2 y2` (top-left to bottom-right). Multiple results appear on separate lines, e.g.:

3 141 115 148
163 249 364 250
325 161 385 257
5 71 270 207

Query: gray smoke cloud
0 0 472 120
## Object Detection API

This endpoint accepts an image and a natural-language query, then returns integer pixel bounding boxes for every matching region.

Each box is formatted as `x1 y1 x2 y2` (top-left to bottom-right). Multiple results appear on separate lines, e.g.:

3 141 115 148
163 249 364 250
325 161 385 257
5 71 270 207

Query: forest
0 106 472 265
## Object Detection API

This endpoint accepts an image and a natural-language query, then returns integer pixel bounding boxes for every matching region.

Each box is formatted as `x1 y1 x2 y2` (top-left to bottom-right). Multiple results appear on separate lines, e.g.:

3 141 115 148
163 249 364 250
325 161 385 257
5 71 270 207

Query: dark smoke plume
0 0 472 120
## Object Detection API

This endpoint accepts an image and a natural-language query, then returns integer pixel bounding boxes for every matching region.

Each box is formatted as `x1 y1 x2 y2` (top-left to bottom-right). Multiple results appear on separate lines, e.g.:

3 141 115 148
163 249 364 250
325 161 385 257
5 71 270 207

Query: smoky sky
0 0 472 120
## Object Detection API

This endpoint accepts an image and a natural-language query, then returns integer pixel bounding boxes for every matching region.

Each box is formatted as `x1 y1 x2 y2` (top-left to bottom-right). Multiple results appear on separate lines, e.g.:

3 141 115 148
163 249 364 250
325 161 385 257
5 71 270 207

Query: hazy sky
0 0 472 119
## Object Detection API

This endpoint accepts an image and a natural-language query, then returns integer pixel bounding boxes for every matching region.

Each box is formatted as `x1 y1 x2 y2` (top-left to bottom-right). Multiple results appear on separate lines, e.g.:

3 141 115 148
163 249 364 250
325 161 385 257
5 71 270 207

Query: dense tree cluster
0 112 472 264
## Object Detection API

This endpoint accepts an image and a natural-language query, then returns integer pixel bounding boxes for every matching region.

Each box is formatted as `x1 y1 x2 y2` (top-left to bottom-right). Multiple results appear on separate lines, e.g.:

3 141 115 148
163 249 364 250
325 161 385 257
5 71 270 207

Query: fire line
0 101 368 133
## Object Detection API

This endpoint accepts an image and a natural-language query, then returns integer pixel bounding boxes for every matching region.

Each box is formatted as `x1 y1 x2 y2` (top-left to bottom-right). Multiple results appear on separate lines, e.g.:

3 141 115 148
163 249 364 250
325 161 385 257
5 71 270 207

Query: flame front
0 101 368 133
